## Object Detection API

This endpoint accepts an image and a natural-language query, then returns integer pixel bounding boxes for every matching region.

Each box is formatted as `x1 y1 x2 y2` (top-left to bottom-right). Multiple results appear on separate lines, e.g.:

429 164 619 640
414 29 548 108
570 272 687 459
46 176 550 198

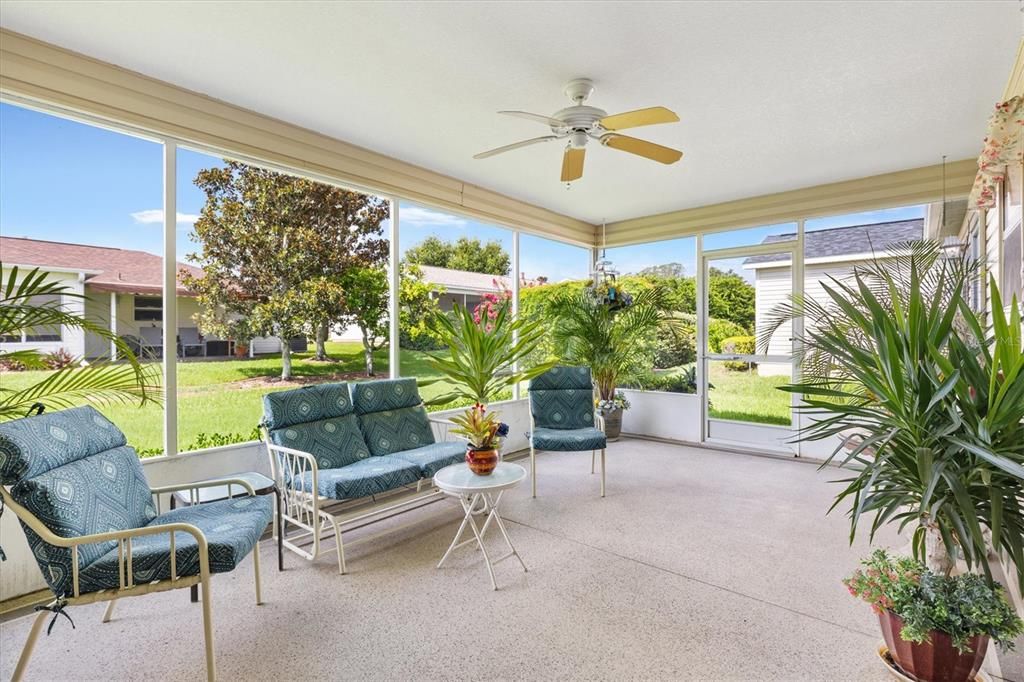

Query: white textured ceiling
1 1 1020 224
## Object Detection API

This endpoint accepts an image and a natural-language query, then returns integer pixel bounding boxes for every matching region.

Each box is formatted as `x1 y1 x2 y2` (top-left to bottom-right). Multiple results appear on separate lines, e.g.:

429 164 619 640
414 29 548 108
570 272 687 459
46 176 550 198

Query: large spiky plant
762 241 1024 587
546 285 675 401
0 266 162 420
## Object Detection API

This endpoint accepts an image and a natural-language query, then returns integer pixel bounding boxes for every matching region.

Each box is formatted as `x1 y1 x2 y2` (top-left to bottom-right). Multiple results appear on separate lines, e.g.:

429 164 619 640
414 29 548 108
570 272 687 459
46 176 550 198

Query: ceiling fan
474 78 683 183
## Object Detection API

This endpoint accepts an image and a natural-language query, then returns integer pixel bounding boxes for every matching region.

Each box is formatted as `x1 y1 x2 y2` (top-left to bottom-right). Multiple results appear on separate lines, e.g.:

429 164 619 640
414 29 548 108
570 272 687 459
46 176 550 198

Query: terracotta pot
601 406 623 441
466 447 499 475
878 611 988 682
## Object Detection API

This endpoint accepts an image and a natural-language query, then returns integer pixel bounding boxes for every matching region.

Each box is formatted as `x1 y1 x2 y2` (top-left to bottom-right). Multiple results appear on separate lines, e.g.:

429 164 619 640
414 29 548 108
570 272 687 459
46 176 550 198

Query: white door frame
696 222 805 456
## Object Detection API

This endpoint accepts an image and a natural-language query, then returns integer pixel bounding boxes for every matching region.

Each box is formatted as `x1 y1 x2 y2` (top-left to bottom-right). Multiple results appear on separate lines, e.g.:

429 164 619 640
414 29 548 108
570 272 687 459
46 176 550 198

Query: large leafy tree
181 161 388 379
405 235 510 276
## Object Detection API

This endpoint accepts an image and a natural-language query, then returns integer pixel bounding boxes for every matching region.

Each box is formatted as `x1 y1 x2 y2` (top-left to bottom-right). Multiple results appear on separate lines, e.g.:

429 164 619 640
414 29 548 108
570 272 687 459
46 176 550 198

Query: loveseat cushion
389 441 466 478
351 377 422 414
0 406 128 485
11 444 156 596
77 495 272 594
531 426 607 452
530 389 596 430
293 456 421 500
262 382 355 431
267 413 371 470
358 406 436 457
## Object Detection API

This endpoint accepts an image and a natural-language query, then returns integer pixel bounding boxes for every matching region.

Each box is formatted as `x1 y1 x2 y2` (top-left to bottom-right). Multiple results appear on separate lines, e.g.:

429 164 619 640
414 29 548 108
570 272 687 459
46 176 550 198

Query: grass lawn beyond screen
3 342 793 455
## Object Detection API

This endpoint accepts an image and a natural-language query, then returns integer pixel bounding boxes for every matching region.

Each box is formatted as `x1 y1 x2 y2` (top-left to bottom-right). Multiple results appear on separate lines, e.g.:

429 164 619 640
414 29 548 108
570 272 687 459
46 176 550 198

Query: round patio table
433 461 528 590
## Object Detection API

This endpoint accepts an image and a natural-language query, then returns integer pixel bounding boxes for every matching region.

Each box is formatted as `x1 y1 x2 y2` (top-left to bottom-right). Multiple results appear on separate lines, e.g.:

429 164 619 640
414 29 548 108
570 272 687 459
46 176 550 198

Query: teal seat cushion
531 427 606 452
529 365 593 391
389 441 466 478
262 382 355 430
294 456 421 500
530 389 596 430
77 495 272 594
352 377 422 414
11 444 156 597
0 406 128 485
267 413 371 470
358 406 436 457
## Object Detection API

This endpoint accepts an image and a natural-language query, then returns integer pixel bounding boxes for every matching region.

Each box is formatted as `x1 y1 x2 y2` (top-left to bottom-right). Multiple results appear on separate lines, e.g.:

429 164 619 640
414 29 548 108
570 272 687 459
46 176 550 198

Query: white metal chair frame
2 477 263 682
263 415 456 574
528 404 607 498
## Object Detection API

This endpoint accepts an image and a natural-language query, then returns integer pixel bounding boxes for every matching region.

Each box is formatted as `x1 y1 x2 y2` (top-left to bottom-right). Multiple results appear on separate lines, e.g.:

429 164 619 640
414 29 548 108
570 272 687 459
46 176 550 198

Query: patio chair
179 326 205 358
0 406 273 682
527 365 607 498
138 325 164 359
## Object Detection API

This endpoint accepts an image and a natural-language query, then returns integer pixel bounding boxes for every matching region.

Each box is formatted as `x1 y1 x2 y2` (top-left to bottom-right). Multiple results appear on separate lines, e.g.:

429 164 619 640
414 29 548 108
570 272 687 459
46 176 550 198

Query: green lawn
2 342 464 455
659 363 792 426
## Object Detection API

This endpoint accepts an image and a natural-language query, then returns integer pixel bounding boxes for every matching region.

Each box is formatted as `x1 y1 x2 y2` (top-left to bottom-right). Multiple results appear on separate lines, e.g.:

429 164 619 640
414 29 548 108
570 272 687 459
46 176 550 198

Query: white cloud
131 209 200 226
399 205 468 229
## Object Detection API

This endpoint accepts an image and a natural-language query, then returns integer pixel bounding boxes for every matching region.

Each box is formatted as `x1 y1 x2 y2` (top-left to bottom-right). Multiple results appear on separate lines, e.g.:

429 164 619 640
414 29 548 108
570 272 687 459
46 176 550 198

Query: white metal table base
437 490 527 590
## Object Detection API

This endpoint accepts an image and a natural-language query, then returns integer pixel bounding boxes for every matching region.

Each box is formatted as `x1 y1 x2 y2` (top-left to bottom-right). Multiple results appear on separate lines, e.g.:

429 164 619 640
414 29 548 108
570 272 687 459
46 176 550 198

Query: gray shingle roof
744 218 923 266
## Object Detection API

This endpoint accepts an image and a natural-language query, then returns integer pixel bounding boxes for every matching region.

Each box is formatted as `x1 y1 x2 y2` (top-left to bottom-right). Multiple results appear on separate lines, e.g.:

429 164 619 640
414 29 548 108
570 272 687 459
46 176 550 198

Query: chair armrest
427 415 456 442
594 411 606 433
265 441 321 505
151 477 257 498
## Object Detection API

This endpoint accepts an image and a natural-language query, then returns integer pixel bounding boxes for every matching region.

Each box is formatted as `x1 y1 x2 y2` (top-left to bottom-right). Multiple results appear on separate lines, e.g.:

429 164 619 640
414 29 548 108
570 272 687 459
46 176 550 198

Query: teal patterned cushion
293 456 421 500
78 496 272 593
530 389 595 430
12 444 156 596
0 406 128 485
262 382 354 430
358 406 436 457
268 413 371 469
389 441 466 478
529 365 593 391
352 378 422 414
531 427 607 451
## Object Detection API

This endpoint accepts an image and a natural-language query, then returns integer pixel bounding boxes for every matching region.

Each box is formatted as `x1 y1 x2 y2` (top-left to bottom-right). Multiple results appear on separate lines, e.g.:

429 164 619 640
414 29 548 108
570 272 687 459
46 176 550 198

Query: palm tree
762 241 1024 586
0 265 162 420
546 284 675 401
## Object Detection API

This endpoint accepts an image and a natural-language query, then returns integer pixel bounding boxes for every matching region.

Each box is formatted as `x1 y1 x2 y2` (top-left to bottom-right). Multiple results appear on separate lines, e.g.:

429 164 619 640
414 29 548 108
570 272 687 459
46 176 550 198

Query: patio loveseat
261 378 463 574
0 406 272 682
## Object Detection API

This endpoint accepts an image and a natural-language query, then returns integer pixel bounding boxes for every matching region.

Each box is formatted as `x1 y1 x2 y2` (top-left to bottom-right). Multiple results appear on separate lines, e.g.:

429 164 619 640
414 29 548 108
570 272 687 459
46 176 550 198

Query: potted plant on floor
425 291 554 474
545 283 675 440
765 241 1024 681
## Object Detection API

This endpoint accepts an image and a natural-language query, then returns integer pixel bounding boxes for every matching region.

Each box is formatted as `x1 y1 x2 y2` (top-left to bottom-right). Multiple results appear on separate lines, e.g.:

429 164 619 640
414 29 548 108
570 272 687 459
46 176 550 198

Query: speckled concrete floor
1 438 1019 681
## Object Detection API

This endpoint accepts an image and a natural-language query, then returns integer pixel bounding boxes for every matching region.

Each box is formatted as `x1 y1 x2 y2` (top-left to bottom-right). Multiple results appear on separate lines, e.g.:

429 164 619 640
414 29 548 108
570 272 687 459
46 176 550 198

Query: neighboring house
0 236 301 359
744 218 923 376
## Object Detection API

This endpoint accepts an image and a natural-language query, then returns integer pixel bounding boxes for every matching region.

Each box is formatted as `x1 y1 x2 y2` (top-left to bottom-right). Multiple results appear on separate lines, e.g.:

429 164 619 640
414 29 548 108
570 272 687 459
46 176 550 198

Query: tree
338 263 442 376
405 236 510 276
708 267 755 332
181 161 388 379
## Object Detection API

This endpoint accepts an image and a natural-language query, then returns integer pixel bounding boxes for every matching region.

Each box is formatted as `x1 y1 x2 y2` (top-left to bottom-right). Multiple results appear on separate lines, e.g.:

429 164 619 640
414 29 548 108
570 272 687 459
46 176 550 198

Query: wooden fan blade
498 111 569 128
474 135 559 159
601 133 682 164
560 147 585 182
600 106 679 131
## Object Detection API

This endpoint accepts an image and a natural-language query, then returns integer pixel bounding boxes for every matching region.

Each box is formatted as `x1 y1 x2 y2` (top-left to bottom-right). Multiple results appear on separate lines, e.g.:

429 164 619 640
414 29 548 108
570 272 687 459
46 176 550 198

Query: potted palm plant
765 242 1024 681
0 266 161 419
424 291 554 474
545 284 674 440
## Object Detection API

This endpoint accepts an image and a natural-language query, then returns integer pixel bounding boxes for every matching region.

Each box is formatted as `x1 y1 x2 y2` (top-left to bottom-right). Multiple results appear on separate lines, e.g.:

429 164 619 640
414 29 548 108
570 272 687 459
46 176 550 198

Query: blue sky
1 101 922 284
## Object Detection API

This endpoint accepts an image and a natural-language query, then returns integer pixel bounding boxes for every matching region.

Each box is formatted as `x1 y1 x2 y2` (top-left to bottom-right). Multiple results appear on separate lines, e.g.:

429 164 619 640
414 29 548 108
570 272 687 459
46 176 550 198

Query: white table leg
437 490 526 590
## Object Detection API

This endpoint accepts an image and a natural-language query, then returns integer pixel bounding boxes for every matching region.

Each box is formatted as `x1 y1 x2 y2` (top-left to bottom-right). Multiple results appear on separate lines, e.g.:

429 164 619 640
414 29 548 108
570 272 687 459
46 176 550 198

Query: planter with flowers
595 390 631 441
771 242 1024 680
425 288 554 475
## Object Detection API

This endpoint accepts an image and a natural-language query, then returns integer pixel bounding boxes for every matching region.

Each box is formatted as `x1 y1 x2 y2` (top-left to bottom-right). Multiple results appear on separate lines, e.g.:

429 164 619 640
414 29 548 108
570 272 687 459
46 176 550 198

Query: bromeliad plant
763 241 1024 586
424 290 555 408
448 404 510 451
0 266 161 420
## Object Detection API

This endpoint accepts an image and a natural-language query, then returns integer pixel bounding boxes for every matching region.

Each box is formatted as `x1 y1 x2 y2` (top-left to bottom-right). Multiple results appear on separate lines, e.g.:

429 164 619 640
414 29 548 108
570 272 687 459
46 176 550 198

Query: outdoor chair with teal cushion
528 365 607 498
261 378 462 574
0 405 272 682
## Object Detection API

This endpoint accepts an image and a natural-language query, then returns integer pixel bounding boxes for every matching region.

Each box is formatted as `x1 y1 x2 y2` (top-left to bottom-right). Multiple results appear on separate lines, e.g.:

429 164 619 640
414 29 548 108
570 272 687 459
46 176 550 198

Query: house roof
416 265 510 294
0 236 202 295
744 218 923 267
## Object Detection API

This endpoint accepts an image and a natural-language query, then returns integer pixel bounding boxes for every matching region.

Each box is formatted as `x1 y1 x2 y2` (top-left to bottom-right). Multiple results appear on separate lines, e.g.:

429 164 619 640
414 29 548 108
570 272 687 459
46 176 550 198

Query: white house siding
0 267 85 357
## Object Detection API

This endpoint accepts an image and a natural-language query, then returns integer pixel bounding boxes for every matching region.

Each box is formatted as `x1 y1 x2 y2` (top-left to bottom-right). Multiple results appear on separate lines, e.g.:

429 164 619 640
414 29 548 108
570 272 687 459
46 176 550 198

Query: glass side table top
433 461 527 493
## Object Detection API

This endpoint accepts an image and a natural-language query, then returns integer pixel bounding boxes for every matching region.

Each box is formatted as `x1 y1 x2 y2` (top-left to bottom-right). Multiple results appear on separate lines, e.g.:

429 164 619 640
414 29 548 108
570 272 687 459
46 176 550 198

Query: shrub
707 318 747 353
621 368 699 394
0 356 27 372
42 348 76 370
653 314 696 368
721 335 756 371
